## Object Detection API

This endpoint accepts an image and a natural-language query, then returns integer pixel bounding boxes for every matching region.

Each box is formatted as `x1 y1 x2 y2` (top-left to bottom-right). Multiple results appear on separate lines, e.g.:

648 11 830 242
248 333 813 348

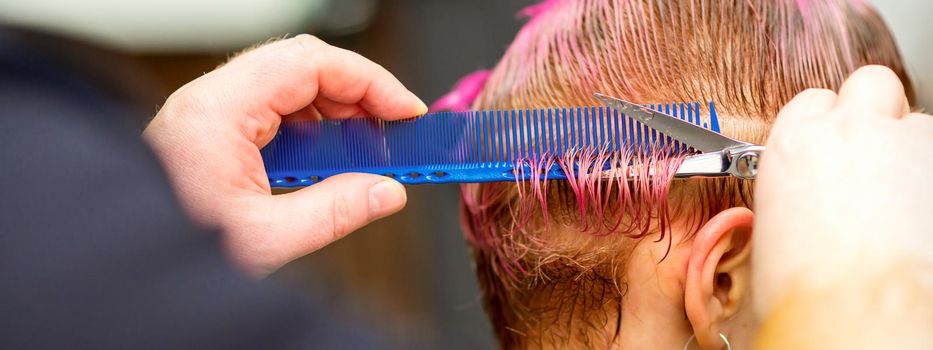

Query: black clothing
0 31 381 349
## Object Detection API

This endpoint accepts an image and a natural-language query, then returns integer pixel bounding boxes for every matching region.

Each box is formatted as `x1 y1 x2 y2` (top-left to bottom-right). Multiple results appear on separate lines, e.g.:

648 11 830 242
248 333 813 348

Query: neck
505 245 696 349
512 274 625 349
614 240 695 349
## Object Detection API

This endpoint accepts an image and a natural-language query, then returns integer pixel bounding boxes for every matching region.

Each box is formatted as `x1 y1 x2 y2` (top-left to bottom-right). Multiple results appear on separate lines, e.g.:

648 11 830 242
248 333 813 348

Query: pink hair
517 0 562 21
429 70 491 112
435 0 912 346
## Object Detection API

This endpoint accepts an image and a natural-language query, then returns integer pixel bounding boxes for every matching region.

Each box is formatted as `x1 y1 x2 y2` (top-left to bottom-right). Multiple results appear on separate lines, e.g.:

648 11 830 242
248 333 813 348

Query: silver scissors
595 93 765 180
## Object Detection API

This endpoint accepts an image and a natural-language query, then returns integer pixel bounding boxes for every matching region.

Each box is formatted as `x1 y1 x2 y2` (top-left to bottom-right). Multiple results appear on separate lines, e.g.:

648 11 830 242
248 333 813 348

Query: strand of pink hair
464 146 687 282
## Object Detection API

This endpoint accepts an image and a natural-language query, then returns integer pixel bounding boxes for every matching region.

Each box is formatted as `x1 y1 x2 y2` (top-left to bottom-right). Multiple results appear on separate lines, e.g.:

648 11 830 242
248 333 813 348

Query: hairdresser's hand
752 65 933 317
144 35 427 276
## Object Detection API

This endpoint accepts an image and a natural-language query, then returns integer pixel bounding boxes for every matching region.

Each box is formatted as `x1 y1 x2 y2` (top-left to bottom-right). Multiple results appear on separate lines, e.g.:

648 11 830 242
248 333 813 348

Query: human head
435 0 913 349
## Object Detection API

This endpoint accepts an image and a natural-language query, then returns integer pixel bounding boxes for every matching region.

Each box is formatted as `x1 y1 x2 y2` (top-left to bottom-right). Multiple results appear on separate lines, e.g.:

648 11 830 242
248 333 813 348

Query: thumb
244 173 407 274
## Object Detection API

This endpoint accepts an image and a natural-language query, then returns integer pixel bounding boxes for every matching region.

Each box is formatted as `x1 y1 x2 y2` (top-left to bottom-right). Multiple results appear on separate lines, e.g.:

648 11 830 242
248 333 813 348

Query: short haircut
439 0 912 347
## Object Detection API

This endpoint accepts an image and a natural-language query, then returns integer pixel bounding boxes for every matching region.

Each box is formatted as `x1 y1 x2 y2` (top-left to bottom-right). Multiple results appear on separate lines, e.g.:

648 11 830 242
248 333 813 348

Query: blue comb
261 102 719 188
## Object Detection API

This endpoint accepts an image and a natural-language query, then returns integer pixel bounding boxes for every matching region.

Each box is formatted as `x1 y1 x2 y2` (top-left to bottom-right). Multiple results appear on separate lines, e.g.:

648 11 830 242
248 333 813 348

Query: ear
684 207 754 350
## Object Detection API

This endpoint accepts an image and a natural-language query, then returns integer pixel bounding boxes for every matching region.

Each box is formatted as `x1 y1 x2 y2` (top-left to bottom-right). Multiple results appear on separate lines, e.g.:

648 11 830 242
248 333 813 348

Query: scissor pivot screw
734 152 759 179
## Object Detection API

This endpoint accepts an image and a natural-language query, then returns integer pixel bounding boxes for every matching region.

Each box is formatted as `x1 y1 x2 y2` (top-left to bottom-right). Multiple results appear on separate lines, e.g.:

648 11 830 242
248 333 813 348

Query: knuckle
797 88 836 102
161 81 213 117
268 35 326 77
810 88 837 98
292 34 325 53
330 193 354 240
854 64 897 78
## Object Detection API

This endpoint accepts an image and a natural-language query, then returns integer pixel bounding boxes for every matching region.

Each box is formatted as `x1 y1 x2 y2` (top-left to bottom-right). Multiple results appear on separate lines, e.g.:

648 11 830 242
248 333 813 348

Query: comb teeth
261 102 718 187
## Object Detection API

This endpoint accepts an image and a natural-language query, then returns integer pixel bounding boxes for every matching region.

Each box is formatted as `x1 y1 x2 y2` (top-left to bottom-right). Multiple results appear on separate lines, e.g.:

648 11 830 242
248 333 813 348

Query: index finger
209 35 427 120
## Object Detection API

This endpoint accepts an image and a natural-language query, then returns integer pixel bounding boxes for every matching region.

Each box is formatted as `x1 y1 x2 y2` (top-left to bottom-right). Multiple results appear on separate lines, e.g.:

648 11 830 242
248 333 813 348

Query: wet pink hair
434 0 912 347
430 70 491 112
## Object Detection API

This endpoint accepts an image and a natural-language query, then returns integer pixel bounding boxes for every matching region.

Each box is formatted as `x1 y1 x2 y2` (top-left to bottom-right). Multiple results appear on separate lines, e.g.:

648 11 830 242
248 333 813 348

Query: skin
505 206 756 349
753 66 933 348
143 35 427 276
610 208 756 350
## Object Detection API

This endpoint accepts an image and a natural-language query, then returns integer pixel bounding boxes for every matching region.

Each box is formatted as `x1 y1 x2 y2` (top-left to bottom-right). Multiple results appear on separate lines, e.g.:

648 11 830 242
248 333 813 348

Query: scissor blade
594 93 746 153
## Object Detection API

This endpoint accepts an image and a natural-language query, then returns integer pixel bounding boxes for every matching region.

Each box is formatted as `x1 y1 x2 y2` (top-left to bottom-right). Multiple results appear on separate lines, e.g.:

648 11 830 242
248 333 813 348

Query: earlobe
684 207 754 349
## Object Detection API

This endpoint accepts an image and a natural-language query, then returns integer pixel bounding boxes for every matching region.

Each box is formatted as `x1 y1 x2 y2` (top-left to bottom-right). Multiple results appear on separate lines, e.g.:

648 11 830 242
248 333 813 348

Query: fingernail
413 93 429 115
418 101 430 115
369 179 406 218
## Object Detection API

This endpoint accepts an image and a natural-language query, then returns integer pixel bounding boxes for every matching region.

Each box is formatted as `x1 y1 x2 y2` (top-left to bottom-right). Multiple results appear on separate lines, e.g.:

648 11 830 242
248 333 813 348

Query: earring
682 333 732 350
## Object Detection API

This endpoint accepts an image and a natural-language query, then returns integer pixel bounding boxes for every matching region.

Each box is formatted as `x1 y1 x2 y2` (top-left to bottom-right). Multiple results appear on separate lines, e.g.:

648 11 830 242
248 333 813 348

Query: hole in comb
309 176 321 183
407 172 422 179
284 177 298 184
384 173 397 178
432 171 448 178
